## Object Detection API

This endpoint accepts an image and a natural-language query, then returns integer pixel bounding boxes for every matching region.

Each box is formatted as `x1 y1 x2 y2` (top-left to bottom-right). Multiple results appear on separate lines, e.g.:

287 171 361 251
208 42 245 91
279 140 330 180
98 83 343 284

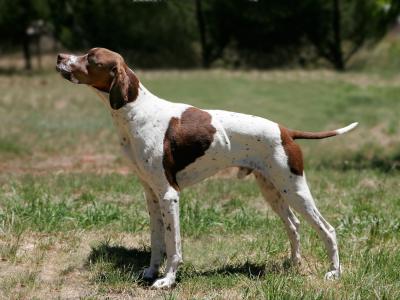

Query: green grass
350 35 400 76
0 68 400 298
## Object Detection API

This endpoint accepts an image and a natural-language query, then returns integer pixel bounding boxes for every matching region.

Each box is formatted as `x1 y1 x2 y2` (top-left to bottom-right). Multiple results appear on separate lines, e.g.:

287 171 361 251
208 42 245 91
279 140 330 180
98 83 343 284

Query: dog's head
56 47 139 109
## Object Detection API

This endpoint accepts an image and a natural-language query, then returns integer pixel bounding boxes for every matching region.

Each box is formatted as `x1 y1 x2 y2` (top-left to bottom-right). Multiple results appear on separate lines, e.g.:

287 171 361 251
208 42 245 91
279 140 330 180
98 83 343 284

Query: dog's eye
87 54 95 63
96 63 103 67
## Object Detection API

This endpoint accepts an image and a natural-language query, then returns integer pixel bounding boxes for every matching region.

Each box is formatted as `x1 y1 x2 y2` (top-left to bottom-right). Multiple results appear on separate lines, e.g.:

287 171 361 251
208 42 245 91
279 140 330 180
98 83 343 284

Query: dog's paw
151 276 176 289
142 267 158 282
324 270 340 280
283 255 301 270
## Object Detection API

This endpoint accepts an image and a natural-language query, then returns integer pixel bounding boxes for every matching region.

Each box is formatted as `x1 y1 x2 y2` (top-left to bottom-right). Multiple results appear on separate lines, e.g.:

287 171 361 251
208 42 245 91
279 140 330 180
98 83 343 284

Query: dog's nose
57 53 69 64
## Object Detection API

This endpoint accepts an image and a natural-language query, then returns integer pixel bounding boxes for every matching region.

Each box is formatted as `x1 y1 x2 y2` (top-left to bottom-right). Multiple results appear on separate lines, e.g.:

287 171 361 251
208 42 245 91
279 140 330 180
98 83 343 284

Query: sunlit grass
0 70 399 298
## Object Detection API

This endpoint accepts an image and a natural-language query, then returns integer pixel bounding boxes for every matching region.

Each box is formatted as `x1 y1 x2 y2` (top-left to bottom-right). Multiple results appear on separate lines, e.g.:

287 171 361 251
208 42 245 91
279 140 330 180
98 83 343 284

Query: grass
0 63 400 298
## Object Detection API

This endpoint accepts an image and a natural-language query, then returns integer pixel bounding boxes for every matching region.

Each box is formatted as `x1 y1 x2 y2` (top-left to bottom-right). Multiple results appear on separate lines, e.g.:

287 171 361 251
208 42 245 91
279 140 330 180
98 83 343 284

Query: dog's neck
91 71 153 112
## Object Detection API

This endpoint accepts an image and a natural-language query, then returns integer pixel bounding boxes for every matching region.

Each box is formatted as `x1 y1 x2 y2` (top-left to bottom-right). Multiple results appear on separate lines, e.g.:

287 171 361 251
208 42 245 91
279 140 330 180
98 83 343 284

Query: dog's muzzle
56 63 73 81
56 53 79 83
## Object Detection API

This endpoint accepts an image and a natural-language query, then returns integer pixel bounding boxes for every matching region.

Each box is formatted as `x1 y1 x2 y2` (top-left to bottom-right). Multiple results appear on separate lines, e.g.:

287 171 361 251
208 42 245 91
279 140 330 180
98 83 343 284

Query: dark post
195 0 210 68
332 0 345 70
22 33 32 70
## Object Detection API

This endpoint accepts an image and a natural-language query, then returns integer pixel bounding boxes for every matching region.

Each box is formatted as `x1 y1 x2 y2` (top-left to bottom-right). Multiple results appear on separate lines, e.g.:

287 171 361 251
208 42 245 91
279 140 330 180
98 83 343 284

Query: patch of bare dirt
0 153 131 176
0 230 159 299
210 167 241 179
357 178 380 190
0 262 26 279
1 153 249 181
368 123 400 147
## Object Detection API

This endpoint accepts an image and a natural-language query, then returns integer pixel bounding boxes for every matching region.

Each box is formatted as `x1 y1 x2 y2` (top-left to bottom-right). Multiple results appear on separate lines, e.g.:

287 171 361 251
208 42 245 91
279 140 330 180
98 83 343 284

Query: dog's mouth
56 63 79 83
56 63 70 78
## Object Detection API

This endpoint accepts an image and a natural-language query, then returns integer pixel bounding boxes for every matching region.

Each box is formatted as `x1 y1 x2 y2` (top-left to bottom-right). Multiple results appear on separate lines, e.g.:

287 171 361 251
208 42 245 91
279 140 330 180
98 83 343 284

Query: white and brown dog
56 48 357 289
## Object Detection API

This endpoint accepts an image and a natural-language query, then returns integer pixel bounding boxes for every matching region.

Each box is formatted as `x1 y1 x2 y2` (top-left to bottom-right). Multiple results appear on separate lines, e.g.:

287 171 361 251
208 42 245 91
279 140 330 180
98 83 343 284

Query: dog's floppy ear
109 62 130 110
109 61 140 110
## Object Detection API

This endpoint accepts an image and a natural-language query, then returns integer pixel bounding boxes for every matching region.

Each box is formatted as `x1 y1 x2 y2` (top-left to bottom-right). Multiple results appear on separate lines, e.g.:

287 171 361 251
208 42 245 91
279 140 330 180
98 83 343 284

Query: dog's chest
110 99 190 180
110 112 157 177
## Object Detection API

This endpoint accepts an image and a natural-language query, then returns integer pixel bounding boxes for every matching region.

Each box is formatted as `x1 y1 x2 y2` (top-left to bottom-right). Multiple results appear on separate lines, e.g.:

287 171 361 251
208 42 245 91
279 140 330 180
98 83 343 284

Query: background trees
48 0 197 68
0 0 399 70
0 0 50 70
301 0 400 70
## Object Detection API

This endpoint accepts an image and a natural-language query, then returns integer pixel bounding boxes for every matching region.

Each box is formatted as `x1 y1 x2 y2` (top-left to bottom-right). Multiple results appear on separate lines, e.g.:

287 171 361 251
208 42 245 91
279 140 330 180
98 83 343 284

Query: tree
194 0 400 70
194 0 232 68
49 0 197 68
195 0 209 68
194 0 309 68
302 0 400 70
1 0 398 70
0 0 50 70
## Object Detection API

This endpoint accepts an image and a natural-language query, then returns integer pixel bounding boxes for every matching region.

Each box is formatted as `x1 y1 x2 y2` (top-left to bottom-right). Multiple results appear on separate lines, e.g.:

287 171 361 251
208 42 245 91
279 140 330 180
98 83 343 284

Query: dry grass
0 67 399 299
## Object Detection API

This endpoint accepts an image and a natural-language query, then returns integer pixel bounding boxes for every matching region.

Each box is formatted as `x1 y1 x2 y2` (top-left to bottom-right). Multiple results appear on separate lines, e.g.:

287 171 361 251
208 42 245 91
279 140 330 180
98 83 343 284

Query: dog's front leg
142 183 165 281
151 186 182 289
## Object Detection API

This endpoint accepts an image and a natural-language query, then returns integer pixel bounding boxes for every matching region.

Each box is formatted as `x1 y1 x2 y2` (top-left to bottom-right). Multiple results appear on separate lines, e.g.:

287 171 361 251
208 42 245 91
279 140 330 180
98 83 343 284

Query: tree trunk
332 0 345 71
35 35 42 70
22 33 32 70
195 0 211 68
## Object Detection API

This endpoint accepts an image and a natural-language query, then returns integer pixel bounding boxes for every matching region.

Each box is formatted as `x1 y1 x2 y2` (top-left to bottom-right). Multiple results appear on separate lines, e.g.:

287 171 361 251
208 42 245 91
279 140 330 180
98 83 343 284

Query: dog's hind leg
270 170 341 279
254 172 301 265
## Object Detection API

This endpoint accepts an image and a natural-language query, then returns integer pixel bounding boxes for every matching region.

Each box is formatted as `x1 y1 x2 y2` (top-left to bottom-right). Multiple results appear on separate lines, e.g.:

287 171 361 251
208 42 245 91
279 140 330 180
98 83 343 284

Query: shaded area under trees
0 0 399 70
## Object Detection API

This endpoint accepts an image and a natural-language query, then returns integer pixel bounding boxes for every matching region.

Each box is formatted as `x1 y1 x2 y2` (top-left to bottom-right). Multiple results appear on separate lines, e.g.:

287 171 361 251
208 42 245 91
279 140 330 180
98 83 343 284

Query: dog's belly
176 110 282 187
176 152 230 187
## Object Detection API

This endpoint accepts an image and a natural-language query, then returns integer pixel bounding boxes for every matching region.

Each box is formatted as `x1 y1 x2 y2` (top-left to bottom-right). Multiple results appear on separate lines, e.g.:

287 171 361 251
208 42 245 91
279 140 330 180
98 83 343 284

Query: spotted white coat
93 81 356 288
57 49 358 289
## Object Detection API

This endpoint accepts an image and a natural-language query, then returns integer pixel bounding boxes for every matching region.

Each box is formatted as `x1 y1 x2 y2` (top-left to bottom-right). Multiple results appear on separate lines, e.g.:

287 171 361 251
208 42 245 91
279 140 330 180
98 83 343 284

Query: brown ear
109 62 140 110
109 62 130 110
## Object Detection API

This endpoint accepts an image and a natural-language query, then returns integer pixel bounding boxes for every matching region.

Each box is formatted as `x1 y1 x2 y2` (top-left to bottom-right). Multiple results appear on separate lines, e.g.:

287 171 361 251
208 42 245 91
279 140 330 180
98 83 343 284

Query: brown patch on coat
163 107 216 190
290 128 337 140
279 125 304 176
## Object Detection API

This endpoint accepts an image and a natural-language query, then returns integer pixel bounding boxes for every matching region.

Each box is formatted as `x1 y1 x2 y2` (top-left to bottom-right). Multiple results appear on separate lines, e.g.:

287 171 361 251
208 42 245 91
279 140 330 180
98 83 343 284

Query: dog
56 48 358 289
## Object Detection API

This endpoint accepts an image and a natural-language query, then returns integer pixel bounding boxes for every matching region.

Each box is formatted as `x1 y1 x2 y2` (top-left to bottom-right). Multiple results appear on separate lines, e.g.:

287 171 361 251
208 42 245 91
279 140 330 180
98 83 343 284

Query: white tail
335 122 359 135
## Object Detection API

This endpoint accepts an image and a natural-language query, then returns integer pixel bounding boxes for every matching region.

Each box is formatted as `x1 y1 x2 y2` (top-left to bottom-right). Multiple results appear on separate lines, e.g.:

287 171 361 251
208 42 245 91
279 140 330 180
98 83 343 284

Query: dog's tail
289 122 358 140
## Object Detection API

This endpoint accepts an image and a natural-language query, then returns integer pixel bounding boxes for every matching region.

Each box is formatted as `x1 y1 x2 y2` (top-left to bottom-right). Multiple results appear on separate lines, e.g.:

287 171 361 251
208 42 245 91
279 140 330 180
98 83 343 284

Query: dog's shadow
86 243 151 278
87 243 292 285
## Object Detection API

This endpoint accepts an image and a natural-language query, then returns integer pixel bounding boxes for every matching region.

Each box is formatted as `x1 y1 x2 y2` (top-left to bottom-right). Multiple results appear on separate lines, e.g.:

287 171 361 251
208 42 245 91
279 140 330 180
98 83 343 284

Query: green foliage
1 0 399 69
351 35 400 74
0 174 148 233
194 0 400 69
198 0 309 68
0 0 49 47
0 0 51 69
49 0 198 68
301 0 400 70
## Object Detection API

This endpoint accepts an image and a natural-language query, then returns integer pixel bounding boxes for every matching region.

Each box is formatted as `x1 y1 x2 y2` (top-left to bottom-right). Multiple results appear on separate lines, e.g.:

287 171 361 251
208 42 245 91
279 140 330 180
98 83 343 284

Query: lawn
0 68 399 299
